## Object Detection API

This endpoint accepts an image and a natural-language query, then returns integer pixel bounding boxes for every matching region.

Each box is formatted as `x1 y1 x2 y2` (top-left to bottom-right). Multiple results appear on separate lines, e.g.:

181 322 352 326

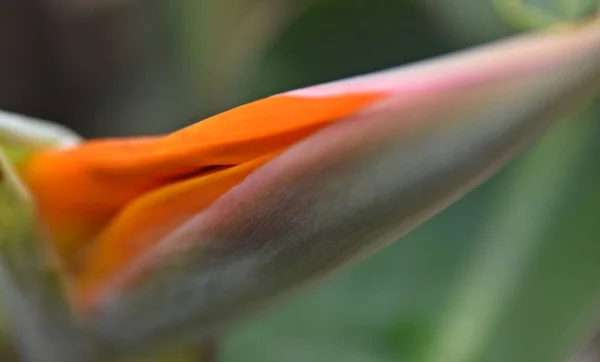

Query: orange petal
17 93 383 269
74 153 276 303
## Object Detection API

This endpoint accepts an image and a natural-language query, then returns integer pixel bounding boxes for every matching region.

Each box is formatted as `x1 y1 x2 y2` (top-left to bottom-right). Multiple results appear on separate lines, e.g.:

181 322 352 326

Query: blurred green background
1 1 600 361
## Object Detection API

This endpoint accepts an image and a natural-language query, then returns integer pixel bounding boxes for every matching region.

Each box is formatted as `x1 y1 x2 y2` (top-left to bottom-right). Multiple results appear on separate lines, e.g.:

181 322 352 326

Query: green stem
493 0 560 30
493 0 600 29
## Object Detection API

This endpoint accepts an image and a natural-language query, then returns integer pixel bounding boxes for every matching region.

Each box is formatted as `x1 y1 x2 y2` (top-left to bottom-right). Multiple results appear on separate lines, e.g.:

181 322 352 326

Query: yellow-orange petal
73 153 276 305
17 92 384 269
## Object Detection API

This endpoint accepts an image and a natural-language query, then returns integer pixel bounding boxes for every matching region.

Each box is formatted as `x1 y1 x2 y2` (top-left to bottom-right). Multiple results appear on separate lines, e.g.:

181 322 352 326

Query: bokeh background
1 1 600 361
